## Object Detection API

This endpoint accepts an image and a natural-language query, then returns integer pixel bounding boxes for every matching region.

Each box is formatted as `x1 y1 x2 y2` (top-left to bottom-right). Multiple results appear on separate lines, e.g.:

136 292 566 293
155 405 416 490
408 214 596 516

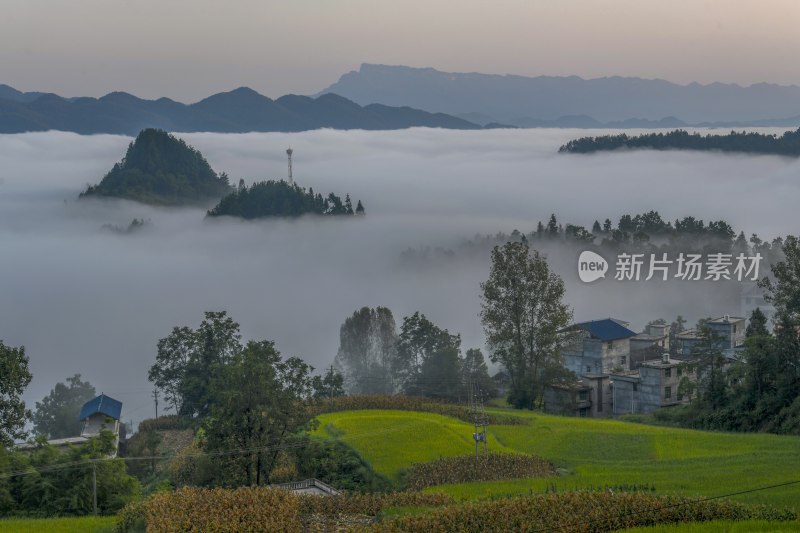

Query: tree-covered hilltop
80 129 232 205
207 180 365 219
559 128 800 156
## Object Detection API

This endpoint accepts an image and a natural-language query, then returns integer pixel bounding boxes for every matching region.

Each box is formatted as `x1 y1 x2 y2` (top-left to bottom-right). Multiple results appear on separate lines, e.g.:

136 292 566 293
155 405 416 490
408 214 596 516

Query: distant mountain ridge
319 64 800 127
0 86 480 135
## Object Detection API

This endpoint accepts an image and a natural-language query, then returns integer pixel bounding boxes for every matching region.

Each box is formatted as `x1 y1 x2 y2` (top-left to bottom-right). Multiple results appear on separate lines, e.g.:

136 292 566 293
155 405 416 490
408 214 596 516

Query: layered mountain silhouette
0 86 480 134
319 64 800 127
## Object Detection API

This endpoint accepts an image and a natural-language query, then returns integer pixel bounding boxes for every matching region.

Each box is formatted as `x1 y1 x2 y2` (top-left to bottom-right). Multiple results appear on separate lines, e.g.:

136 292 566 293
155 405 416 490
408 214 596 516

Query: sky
1 0 799 101
1 127 797 426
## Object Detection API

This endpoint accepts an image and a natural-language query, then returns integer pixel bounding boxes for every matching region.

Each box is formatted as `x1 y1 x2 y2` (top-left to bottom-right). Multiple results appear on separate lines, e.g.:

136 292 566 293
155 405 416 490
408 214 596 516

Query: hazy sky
1 0 798 101
1 127 797 425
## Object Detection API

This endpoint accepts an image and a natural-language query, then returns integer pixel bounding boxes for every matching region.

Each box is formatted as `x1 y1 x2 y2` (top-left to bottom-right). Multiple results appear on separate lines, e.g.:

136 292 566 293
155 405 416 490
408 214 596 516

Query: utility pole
328 364 335 399
469 381 489 457
92 461 98 516
153 388 159 419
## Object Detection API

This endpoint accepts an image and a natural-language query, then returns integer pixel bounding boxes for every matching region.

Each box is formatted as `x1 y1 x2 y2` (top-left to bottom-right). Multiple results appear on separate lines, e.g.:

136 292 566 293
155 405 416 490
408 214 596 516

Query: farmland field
620 519 800 532
313 409 800 509
0 516 116 533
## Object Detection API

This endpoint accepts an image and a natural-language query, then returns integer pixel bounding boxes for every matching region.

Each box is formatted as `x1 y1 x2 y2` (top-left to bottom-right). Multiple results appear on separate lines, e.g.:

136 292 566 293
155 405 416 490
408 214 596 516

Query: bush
402 453 556 490
291 436 394 492
137 416 195 433
313 395 526 426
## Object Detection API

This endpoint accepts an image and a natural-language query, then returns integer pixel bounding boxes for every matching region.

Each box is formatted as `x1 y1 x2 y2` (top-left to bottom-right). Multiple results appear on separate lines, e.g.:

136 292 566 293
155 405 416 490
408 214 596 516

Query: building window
578 390 588 401
607 341 613 349
620 356 627 366
665 386 672 400
633 383 638 392
586 366 591 373
579 408 588 417
677 392 684 401
665 367 672 378
677 367 682 377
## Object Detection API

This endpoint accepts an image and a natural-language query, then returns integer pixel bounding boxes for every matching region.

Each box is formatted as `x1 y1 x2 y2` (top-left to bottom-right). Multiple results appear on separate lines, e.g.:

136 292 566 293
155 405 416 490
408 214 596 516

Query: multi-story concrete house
562 318 638 375
611 354 694 415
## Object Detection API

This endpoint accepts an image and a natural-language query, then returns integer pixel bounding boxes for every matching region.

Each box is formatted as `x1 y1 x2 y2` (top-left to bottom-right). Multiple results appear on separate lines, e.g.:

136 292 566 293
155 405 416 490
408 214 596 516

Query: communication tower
286 148 293 184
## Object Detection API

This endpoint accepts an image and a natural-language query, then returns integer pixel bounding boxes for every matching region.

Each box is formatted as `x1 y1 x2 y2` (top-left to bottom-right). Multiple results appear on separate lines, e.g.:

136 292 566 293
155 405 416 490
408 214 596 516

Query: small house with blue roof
17 393 124 456
80 393 123 454
561 318 638 375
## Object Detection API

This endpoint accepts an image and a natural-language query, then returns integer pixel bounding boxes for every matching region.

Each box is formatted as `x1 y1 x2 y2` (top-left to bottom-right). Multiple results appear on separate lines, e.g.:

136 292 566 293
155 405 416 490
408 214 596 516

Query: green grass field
314 409 800 509
0 516 116 533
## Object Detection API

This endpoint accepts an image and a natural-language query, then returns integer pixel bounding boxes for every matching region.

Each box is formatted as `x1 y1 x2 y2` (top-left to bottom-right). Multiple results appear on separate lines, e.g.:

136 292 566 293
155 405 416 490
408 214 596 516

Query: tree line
559 128 800 156
207 179 365 219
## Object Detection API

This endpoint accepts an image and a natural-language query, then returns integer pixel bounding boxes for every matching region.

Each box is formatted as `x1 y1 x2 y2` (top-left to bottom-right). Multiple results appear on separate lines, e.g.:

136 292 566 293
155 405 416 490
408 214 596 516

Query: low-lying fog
1 127 797 424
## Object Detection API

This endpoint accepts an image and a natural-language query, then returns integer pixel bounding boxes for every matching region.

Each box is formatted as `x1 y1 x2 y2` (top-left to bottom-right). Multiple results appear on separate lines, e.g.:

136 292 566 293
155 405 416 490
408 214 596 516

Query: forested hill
207 180 365 219
559 128 800 156
80 129 232 206
0 85 480 134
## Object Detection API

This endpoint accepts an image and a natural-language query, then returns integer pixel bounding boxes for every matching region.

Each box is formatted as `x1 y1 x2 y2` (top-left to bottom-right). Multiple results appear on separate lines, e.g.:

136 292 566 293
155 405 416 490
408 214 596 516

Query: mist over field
1 127 798 423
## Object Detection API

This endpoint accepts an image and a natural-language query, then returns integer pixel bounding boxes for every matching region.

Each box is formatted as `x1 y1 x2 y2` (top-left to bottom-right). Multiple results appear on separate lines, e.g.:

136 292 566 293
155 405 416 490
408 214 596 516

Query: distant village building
611 354 694 415
741 282 775 324
562 318 638 375
677 316 746 357
543 374 611 417
79 394 124 455
543 315 746 418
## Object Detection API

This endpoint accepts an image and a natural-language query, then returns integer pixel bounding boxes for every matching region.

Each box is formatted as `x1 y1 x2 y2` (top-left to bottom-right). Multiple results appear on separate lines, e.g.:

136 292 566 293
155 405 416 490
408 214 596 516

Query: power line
0 419 431 480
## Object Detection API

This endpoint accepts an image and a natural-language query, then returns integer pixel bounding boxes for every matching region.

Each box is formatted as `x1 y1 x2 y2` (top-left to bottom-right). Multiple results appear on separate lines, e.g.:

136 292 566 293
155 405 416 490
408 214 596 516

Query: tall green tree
0 341 32 447
312 367 346 400
480 241 572 409
203 340 318 486
334 307 398 394
148 311 242 418
461 348 497 398
33 375 96 439
395 312 462 400
746 308 770 338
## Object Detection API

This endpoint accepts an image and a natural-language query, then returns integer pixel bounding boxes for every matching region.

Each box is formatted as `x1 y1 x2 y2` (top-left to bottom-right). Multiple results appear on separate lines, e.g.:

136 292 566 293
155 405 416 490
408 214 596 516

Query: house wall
611 378 639 415
601 338 631 372
640 363 686 412
708 320 745 349
584 377 613 417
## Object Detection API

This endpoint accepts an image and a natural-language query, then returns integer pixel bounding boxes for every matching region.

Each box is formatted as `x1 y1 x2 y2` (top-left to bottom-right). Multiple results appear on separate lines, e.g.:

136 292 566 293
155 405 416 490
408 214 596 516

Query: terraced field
314 408 800 509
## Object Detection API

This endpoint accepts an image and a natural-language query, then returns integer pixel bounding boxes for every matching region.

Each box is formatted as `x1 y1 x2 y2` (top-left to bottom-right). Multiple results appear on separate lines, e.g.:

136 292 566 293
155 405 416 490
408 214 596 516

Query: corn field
403 453 557 490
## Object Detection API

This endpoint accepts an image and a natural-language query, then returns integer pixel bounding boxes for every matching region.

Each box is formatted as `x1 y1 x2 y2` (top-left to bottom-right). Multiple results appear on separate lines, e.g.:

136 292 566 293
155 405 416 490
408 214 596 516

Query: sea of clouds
0 127 797 423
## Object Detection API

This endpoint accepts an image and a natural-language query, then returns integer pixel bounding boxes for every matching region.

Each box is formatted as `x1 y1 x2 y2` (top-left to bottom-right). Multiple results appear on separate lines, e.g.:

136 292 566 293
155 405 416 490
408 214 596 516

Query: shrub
137 416 195 433
402 453 557 490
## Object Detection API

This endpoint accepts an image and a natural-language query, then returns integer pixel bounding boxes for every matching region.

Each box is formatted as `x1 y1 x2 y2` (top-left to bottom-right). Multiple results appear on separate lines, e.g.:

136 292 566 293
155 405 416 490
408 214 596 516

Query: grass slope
0 516 116 533
314 409 800 508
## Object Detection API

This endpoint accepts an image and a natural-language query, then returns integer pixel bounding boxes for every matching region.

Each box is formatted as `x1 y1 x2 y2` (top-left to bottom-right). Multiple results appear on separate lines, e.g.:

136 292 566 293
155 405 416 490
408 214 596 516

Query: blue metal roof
567 319 637 341
79 394 122 421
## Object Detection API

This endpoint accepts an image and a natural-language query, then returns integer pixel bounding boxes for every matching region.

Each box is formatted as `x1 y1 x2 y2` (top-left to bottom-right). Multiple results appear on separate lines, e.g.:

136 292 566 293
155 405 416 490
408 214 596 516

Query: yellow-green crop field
0 516 116 533
620 519 800 532
313 408 800 509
